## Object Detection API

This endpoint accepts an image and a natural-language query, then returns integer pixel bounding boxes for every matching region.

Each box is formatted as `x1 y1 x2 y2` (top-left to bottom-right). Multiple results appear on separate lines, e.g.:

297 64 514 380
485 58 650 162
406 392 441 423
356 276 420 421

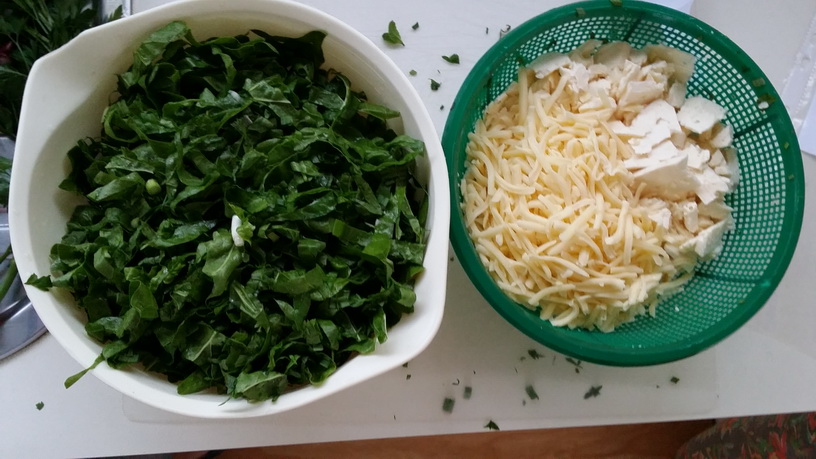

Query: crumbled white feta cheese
633 154 700 201
709 124 733 149
594 41 633 68
568 39 603 65
666 82 687 108
684 144 711 170
677 96 726 134
695 167 733 204
643 44 697 83
649 208 672 229
680 201 699 232
680 217 732 259
630 121 674 155
529 52 571 78
618 80 666 108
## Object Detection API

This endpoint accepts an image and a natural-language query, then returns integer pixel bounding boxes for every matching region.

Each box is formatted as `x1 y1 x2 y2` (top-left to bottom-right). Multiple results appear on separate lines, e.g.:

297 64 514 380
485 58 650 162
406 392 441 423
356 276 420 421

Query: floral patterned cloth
677 412 816 458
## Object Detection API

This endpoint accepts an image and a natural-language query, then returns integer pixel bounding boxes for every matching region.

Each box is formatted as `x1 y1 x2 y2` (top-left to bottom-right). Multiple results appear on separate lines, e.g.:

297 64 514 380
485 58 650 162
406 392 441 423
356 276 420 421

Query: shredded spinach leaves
36 21 428 403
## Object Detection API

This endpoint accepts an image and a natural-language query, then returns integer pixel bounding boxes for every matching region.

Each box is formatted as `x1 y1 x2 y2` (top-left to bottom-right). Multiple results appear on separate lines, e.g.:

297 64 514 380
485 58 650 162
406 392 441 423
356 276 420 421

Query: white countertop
4 0 816 457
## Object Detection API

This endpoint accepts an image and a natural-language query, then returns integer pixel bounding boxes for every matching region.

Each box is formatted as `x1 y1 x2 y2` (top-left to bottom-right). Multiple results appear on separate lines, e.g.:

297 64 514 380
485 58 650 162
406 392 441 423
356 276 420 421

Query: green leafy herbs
584 385 602 399
35 401 44 410
610 0 623 6
442 54 460 64
525 384 539 400
463 386 472 399
527 349 542 360
0 0 104 138
670 376 680 384
430 79 441 91
442 397 455 413
409 69 417 76
37 21 428 402
485 420 500 430
411 22 419 31
382 20 404 46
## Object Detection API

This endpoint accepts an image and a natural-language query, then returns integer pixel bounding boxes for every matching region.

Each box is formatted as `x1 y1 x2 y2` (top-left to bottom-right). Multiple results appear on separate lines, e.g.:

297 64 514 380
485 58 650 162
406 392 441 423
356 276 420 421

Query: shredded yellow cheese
461 47 735 332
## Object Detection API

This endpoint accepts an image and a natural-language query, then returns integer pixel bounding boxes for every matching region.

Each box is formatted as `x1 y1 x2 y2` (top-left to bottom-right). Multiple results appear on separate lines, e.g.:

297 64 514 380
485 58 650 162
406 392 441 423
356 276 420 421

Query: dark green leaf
485 420 500 430
584 385 602 399
442 54 460 64
430 79 441 91
25 273 53 290
382 21 404 46
525 384 539 400
442 397 455 413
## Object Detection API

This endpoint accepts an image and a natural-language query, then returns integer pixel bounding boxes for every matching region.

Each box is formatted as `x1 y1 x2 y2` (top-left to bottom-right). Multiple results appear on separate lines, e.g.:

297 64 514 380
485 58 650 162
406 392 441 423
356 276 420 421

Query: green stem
0 258 18 301
0 245 11 265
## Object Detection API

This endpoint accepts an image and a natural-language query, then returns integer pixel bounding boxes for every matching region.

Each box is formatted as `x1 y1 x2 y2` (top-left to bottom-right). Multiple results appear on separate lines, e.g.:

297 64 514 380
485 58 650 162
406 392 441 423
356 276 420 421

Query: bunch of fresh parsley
0 0 105 140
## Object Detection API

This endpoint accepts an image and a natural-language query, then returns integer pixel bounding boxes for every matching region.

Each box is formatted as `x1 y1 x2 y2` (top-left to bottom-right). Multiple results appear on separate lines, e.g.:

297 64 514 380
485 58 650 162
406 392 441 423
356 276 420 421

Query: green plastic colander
442 0 805 366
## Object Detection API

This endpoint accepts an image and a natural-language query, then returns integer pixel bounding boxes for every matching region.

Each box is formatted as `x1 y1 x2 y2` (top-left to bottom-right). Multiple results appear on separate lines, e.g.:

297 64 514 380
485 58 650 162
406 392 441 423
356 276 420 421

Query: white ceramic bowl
9 0 449 418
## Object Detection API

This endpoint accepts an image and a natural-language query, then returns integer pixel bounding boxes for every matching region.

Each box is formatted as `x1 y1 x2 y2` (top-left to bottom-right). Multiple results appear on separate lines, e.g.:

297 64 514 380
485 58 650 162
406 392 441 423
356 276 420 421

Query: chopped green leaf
382 20 405 46
584 385 602 399
527 349 542 360
485 420 500 430
463 386 472 399
25 273 52 291
576 7 586 18
406 374 411 380
430 79 441 91
525 384 539 400
35 401 44 410
752 78 766 87
610 0 623 6
442 397 455 413
565 357 583 373
412 22 419 30
409 69 417 76
442 54 460 64
670 376 680 384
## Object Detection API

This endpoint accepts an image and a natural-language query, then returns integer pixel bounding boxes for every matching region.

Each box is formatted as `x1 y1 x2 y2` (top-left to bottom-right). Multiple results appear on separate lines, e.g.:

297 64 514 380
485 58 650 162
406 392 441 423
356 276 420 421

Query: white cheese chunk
644 44 697 83
633 154 700 200
568 39 602 65
680 218 732 259
680 201 699 232
710 124 733 149
698 200 733 219
677 96 726 134
530 52 571 78
629 121 673 155
618 80 666 108
649 208 672 229
594 41 633 68
695 167 733 204
667 82 687 108
684 144 711 170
